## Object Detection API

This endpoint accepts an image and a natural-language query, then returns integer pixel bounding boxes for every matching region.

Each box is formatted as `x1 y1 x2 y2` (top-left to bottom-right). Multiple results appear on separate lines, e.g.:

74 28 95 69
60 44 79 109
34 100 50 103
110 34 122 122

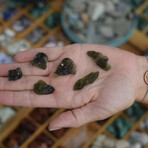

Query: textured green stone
8 67 23 81
125 103 145 121
45 13 60 29
32 52 48 70
54 58 76 77
107 117 133 138
74 72 99 90
34 80 54 95
87 51 111 71
30 3 50 18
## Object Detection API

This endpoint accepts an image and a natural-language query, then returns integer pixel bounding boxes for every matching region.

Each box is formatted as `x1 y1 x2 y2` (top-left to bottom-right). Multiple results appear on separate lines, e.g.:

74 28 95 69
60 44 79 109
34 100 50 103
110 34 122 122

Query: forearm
136 55 148 103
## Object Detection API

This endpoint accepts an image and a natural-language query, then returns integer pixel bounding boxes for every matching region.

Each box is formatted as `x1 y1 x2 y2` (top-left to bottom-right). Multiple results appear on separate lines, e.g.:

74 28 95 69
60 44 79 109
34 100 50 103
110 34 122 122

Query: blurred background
0 0 148 148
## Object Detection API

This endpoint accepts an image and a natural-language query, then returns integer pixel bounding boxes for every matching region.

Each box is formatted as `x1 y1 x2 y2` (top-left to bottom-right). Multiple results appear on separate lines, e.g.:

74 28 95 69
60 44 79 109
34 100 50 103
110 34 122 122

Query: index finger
14 46 64 63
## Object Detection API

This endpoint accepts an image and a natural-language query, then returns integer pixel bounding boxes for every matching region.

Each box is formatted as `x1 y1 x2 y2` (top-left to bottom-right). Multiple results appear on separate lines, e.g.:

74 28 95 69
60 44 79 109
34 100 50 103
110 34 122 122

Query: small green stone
87 51 111 71
107 125 116 137
32 52 48 70
45 13 60 29
8 68 23 81
74 72 99 90
54 58 76 77
34 80 54 95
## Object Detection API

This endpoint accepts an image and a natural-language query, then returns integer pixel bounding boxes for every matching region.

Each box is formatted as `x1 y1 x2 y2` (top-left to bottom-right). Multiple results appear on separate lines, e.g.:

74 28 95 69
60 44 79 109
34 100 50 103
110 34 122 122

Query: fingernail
49 127 61 131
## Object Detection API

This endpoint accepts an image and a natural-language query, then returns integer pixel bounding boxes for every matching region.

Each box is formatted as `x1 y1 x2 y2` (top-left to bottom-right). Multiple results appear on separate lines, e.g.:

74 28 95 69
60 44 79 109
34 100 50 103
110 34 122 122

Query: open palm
0 44 140 129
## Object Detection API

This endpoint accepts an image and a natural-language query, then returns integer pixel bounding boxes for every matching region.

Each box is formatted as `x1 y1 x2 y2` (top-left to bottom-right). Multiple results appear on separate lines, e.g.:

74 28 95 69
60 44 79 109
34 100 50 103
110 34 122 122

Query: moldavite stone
8 67 23 81
87 51 111 71
34 80 54 95
74 72 99 90
54 58 76 76
32 52 48 70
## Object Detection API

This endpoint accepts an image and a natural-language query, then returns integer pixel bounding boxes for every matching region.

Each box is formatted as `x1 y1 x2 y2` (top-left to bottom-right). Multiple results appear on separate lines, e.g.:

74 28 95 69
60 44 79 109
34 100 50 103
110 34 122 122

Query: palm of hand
0 44 138 128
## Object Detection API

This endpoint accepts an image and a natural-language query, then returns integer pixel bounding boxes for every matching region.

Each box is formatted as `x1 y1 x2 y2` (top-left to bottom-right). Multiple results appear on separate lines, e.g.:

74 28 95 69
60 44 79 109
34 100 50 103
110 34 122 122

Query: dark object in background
54 58 76 77
29 108 57 124
50 128 68 138
32 52 48 70
8 67 23 81
7 0 48 8
34 80 55 95
3 119 37 148
28 134 54 148
45 13 60 29
143 50 148 56
74 72 99 90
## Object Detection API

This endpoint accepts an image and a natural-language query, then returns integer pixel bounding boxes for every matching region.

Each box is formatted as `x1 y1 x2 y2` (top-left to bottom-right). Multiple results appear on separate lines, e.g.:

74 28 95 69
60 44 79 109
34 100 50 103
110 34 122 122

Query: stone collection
3 119 37 148
30 2 50 18
0 107 16 128
125 102 145 121
6 39 30 55
28 134 54 148
138 16 148 31
7 0 28 8
44 36 64 47
0 51 13 63
107 117 133 138
0 28 16 48
140 116 148 131
90 134 130 148
29 108 57 124
129 131 148 147
12 15 32 32
64 0 135 43
0 6 18 21
45 13 60 29
27 27 47 44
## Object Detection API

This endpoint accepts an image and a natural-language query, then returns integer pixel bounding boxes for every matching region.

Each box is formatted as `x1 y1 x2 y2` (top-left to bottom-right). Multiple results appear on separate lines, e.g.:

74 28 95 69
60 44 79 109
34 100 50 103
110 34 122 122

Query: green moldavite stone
8 67 23 81
74 72 99 90
54 58 76 77
34 80 54 95
87 51 111 71
32 52 48 70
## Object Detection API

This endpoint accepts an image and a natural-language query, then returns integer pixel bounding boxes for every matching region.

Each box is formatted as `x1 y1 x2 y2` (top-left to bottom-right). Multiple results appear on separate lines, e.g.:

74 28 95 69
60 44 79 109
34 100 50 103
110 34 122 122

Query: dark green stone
74 72 99 90
8 68 23 81
87 51 111 71
125 103 145 121
34 80 54 95
45 13 60 29
107 117 133 138
54 58 76 77
30 2 50 18
32 52 48 70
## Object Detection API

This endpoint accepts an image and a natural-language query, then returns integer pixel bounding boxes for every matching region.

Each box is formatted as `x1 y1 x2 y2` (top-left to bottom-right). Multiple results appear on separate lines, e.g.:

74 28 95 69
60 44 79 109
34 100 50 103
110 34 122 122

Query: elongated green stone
34 80 54 95
54 58 76 77
8 67 23 81
87 51 111 71
74 72 99 90
32 52 48 70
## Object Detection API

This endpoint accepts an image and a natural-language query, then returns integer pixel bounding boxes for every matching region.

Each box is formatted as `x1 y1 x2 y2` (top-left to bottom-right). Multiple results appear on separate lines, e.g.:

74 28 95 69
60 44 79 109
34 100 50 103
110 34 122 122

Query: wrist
136 55 148 102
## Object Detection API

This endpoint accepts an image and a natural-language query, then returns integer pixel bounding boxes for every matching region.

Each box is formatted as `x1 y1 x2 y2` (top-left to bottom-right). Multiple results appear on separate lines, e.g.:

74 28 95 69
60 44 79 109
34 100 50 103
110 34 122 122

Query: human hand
0 44 147 130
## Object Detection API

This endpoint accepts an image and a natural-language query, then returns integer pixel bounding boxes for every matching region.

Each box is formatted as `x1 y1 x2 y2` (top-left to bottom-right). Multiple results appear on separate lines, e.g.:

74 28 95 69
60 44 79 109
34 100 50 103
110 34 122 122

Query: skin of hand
0 44 147 131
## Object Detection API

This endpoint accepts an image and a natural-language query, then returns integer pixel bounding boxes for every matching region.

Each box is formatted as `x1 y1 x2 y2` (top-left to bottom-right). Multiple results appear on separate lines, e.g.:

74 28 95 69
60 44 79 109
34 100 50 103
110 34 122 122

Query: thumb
48 102 101 131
